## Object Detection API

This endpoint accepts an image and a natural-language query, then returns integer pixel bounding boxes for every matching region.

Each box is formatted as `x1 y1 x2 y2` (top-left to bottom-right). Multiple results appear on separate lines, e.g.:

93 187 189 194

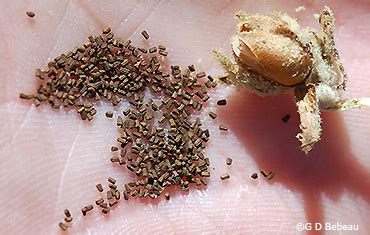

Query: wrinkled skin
1 0 370 234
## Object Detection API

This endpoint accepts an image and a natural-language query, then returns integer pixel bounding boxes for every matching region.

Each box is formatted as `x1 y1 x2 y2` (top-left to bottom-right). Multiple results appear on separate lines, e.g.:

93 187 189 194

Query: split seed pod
214 6 370 154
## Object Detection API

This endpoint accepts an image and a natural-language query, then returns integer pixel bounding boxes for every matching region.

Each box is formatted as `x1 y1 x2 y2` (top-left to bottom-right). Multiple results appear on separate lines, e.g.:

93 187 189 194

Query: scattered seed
95 198 104 205
111 146 118 152
59 222 68 231
64 217 73 223
19 93 33 100
208 111 217 119
96 183 103 192
141 30 149 40
220 173 230 180
267 172 275 180
251 173 258 179
103 27 111 34
260 170 268 177
64 209 71 218
226 158 232 165
165 193 170 200
108 177 116 184
102 207 110 214
217 99 227 106
105 111 114 118
219 125 228 131
26 11 35 18
281 114 291 123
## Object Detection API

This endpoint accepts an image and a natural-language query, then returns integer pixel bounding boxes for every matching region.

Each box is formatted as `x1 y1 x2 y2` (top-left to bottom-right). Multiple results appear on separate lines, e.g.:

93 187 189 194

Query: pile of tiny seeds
20 28 218 230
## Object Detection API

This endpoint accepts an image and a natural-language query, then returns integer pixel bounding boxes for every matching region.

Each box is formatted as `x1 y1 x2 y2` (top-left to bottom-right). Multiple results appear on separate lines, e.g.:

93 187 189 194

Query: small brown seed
208 111 217 119
141 30 150 40
64 217 73 223
219 125 228 131
267 172 276 180
95 198 104 205
165 193 170 200
102 207 110 214
226 157 232 165
96 183 103 192
103 27 111 34
281 114 291 123
217 99 227 105
26 11 35 18
59 222 68 231
260 170 268 177
105 111 113 118
220 173 230 180
111 146 119 152
19 93 33 100
196 72 206 78
64 209 71 218
188 64 195 72
251 173 258 179
108 177 116 184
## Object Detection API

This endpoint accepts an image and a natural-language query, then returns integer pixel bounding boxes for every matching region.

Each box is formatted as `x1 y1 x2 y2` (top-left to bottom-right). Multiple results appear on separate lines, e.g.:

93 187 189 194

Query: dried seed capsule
59 222 68 231
281 114 291 123
26 11 35 18
251 173 258 179
217 99 227 105
105 111 114 118
208 111 217 119
141 30 150 40
96 183 103 192
220 173 230 180
226 158 232 165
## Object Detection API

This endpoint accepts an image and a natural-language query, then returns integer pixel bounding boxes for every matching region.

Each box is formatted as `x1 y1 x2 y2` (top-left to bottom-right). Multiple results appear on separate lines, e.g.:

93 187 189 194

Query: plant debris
213 6 370 154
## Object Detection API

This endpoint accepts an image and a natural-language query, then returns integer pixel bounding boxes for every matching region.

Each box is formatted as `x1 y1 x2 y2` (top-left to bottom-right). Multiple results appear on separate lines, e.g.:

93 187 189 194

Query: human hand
1 0 369 234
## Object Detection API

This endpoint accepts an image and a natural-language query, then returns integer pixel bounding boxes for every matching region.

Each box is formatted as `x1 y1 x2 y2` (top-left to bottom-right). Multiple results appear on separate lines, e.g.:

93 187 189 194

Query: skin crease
0 0 369 234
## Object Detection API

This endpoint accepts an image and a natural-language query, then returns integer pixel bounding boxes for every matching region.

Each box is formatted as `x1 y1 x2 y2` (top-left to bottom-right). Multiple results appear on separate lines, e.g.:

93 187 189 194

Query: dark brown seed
267 172 275 180
251 173 258 179
96 183 103 192
159 51 168 56
219 125 228 131
260 170 268 177
141 30 149 40
85 204 93 211
59 222 68 231
64 209 71 218
95 198 104 205
102 207 110 214
208 112 217 119
281 114 291 123
165 193 170 200
103 27 111 34
226 158 232 165
105 111 113 118
19 93 33 100
196 72 206 78
26 11 35 18
158 44 166 50
217 99 227 106
188 64 195 72
220 173 230 180
64 217 73 223
111 146 118 152
108 177 116 184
